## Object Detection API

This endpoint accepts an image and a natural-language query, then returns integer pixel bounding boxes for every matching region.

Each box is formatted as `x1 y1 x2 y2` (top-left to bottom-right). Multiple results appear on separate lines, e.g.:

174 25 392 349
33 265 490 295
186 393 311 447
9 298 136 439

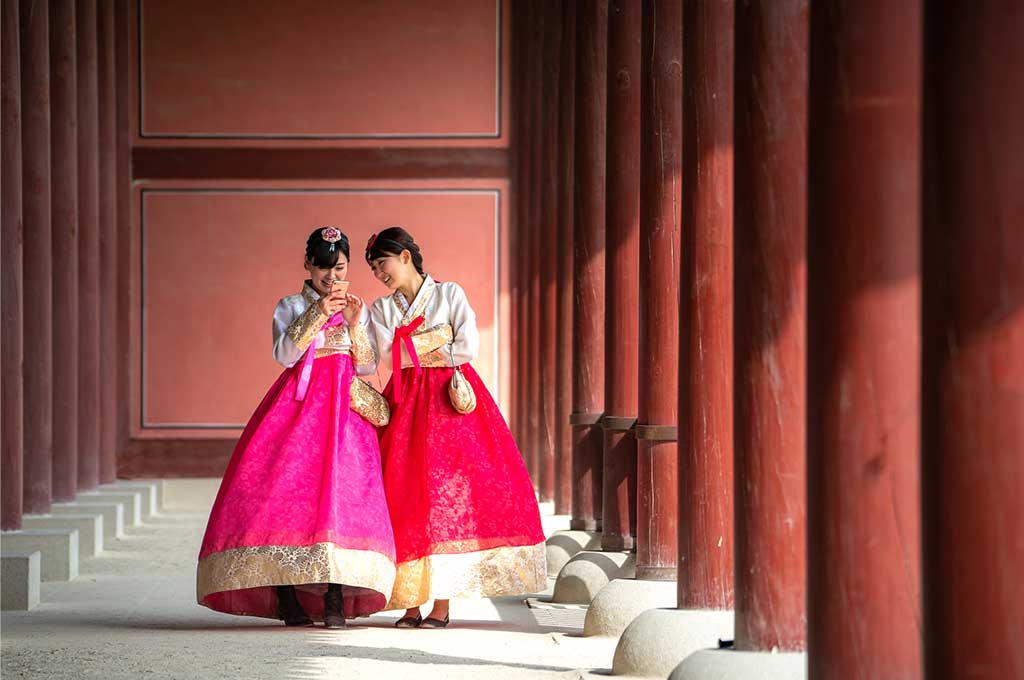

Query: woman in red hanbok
197 227 395 628
365 227 546 628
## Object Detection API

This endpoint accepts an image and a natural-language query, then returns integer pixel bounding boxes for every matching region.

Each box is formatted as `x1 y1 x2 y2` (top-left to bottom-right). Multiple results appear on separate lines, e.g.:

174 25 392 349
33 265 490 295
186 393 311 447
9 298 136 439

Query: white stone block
1 551 41 610
22 513 104 557
78 490 142 526
51 501 124 540
612 608 735 677
545 530 602 577
670 648 807 680
99 481 158 518
162 478 221 511
0 529 79 581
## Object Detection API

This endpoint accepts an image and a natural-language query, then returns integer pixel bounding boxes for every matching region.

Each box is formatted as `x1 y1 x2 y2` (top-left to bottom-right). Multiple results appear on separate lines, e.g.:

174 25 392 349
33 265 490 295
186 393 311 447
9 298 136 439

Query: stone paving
1 488 621 680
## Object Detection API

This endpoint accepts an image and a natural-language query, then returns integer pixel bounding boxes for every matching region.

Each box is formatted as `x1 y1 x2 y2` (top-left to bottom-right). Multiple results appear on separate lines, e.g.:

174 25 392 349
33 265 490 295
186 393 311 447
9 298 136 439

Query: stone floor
1 486 620 680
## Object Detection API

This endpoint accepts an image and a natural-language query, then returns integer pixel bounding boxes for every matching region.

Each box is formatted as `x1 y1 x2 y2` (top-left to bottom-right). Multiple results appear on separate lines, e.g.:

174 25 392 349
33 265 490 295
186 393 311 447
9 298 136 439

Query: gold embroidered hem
349 324 377 367
285 302 328 350
196 542 396 604
386 542 547 610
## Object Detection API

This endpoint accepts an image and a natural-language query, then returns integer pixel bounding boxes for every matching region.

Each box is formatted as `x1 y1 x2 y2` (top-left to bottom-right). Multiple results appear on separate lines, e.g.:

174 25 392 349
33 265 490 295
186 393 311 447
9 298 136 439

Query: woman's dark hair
365 226 426 276
305 227 350 269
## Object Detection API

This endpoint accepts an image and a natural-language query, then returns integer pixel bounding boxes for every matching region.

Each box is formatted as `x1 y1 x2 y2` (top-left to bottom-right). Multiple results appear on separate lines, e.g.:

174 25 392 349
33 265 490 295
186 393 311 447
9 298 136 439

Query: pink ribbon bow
294 312 346 401
391 315 425 403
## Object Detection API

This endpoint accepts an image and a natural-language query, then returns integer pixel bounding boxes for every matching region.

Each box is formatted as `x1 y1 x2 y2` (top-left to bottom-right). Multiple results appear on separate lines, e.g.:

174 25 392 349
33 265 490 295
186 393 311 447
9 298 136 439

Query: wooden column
922 3 1023 678
733 0 808 652
677 0 734 607
20 0 53 515
115 0 132 465
510 0 525 470
49 0 79 502
526 1 543 487
807 2 923 677
2 0 25 530
98 0 118 482
553 0 576 515
538 0 561 503
633 0 682 571
569 0 607 533
76 0 101 491
601 0 641 553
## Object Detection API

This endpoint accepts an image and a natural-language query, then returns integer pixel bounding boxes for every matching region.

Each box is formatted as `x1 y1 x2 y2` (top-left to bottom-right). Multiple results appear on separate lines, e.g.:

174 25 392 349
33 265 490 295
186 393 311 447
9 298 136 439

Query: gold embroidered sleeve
285 303 328 351
410 324 455 358
349 324 377 367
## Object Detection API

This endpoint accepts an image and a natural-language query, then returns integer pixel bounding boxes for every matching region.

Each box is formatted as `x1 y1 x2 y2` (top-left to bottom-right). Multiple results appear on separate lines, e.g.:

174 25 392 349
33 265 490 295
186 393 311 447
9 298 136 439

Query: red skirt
380 363 546 608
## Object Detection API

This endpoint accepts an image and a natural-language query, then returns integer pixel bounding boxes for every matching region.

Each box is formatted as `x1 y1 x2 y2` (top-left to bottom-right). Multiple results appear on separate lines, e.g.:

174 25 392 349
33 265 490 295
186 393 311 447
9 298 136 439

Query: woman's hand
317 290 347 317
341 294 364 325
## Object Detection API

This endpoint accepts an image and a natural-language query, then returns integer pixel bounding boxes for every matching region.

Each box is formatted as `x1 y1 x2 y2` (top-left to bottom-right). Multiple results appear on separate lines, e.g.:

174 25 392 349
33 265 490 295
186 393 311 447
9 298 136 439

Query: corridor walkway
1 484 618 680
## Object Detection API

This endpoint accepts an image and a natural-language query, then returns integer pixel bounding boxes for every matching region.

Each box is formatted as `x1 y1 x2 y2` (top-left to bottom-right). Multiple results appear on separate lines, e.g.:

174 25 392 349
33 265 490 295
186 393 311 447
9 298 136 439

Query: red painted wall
121 1 512 475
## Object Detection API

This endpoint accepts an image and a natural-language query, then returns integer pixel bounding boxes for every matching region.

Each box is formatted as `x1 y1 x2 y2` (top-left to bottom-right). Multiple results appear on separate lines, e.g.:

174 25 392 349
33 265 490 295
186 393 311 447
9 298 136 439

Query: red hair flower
321 226 342 243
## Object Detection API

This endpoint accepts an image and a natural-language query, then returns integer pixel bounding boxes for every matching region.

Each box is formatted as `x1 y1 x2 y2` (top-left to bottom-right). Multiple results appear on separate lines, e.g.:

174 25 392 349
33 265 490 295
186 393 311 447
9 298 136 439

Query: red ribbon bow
391 315 425 403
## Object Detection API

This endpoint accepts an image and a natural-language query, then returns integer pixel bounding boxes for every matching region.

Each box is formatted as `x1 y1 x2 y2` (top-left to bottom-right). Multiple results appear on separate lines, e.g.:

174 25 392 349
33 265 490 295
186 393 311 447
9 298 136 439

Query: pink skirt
380 363 546 609
197 353 396 620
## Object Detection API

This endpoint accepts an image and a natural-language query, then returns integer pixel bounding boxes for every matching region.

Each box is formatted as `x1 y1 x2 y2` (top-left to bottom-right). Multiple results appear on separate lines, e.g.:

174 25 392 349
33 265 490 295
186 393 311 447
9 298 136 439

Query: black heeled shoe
395 611 423 628
323 583 346 629
420 613 450 629
275 585 313 627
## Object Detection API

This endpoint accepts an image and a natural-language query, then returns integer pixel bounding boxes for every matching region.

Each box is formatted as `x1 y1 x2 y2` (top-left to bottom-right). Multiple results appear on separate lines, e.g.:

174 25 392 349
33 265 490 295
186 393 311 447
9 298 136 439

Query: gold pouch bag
350 377 390 428
446 344 477 414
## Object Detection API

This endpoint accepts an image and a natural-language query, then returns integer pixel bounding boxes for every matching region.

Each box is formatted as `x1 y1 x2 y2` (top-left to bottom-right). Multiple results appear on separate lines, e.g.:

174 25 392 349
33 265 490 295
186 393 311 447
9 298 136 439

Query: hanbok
197 282 396 621
369 275 546 609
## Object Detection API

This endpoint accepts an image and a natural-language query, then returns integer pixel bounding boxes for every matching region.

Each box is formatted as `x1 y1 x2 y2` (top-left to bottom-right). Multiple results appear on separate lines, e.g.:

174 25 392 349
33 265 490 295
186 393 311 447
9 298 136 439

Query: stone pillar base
545 530 602 577
670 647 806 680
550 550 635 604
22 514 103 557
0 529 79 581
612 608 734 677
100 481 161 518
52 501 125 540
583 578 676 637
78 490 143 526
1 551 41 610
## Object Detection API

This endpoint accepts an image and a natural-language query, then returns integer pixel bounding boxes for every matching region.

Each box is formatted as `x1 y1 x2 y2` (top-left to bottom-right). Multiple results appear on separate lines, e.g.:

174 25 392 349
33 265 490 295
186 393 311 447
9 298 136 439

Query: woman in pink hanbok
365 227 546 629
197 227 395 628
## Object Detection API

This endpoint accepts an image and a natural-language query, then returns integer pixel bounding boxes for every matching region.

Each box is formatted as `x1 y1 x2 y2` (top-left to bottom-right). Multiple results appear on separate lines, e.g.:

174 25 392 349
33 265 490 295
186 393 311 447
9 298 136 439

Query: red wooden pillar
98 0 118 482
1 0 25 531
733 0 808 651
49 0 79 502
526 1 543 488
553 0 576 516
807 2 923 677
569 0 607 533
77 0 101 491
20 0 54 515
510 0 525 469
601 0 641 553
115 0 132 465
677 0 734 607
923 3 1024 678
537 0 561 504
632 0 682 572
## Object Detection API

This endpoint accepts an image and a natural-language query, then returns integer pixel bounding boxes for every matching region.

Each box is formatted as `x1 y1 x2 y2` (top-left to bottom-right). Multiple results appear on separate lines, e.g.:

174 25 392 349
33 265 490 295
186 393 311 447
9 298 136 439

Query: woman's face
305 254 349 296
367 251 412 291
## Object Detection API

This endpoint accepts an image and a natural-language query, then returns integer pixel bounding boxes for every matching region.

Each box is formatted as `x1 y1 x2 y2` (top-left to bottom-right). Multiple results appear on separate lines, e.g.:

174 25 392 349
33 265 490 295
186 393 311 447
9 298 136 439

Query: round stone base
611 608 734 677
583 578 677 638
670 647 807 680
545 530 602 577
550 550 636 605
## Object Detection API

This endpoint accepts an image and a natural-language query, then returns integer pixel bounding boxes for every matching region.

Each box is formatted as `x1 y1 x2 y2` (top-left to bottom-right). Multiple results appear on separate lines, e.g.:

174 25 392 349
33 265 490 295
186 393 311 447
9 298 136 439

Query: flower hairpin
321 226 342 251
365 232 379 253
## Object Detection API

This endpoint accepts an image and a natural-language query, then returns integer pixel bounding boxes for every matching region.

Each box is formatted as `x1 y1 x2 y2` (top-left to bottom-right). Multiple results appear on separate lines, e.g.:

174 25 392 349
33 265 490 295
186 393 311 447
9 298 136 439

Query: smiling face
367 250 416 292
304 253 349 296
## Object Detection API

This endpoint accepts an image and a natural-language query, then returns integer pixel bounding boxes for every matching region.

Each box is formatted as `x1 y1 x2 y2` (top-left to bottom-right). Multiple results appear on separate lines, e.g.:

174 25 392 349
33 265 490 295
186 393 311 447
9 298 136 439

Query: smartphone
331 280 350 297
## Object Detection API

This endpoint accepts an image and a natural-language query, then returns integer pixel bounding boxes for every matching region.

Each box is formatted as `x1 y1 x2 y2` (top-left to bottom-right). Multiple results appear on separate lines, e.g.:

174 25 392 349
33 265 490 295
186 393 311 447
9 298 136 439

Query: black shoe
323 583 346 629
276 585 313 627
420 613 450 628
395 612 422 628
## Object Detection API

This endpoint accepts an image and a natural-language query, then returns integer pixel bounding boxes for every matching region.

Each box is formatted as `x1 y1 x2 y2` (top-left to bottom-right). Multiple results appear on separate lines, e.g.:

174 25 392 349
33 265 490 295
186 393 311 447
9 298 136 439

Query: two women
197 225 545 628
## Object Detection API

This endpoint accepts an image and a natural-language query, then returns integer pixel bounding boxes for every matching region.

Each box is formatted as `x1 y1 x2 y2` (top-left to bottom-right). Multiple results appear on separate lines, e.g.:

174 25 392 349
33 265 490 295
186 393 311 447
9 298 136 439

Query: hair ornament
365 232 379 253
